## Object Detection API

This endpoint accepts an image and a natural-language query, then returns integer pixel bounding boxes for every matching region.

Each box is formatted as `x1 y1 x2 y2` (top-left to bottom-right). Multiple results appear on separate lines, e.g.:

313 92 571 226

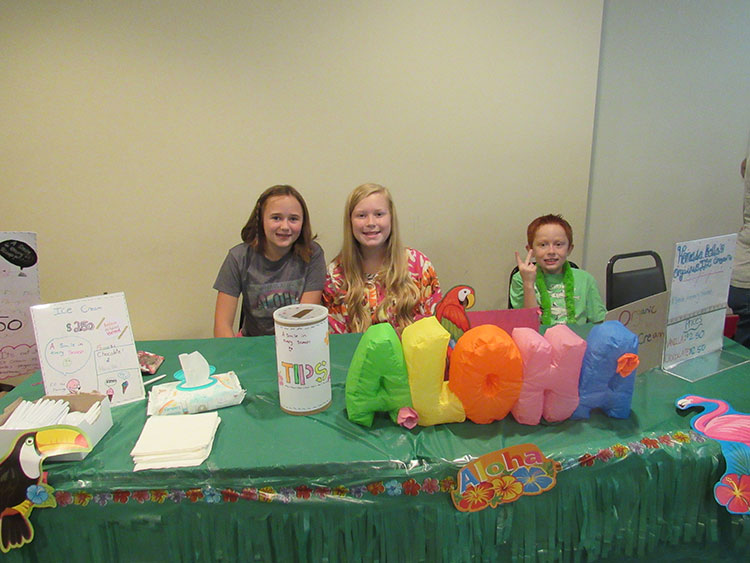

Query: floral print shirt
323 248 442 334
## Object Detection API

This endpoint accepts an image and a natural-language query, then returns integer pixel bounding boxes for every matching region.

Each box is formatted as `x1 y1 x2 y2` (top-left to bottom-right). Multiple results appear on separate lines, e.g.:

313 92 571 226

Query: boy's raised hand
515 249 537 284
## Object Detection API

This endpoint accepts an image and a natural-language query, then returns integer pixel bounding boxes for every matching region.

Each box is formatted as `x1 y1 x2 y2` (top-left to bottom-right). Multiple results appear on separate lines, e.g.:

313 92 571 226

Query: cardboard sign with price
30 292 144 406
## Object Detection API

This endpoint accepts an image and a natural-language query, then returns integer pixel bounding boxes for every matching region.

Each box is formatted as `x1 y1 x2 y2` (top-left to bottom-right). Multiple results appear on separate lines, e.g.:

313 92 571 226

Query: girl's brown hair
241 185 315 261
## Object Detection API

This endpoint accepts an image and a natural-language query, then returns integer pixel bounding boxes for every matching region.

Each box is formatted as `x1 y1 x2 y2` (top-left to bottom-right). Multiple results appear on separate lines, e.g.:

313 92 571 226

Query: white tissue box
0 393 113 462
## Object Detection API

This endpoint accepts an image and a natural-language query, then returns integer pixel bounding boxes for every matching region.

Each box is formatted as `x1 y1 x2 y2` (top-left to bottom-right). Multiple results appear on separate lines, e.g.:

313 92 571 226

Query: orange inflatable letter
448 325 524 424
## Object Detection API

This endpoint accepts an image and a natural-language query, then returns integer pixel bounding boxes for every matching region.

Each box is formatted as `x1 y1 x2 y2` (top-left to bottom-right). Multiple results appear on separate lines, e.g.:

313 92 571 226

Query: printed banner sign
30 292 145 406
663 234 736 369
451 443 558 512
0 232 41 384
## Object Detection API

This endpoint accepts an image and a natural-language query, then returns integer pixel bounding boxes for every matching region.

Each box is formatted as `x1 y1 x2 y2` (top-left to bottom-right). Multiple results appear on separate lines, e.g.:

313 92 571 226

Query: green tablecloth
2 334 750 561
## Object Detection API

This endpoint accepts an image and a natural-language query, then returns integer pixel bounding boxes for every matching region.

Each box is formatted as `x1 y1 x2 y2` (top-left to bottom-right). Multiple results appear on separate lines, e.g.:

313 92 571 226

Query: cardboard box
0 392 113 461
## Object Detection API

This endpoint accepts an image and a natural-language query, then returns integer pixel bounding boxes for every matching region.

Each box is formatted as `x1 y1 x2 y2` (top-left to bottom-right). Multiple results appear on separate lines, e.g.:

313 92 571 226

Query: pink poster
0 232 41 385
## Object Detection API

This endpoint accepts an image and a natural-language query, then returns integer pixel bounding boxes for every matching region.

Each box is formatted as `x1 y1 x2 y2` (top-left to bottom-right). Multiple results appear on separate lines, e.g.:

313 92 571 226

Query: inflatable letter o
448 325 524 424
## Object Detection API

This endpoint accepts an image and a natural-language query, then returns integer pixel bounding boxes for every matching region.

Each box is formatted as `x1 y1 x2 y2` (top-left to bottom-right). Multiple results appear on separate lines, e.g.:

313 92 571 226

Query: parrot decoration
0 428 89 553
435 285 476 378
435 285 475 346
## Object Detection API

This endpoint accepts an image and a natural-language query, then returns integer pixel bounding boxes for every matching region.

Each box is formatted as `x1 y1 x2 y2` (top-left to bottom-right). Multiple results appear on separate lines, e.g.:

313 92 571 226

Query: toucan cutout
0 427 90 552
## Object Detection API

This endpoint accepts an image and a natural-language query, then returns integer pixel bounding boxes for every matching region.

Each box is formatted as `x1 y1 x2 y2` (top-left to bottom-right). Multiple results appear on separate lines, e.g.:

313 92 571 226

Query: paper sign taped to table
663 234 736 369
0 231 41 384
605 291 668 374
30 292 145 406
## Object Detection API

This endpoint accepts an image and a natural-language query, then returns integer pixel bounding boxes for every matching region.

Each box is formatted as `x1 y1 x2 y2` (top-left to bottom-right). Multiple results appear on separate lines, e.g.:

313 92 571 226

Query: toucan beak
35 427 90 456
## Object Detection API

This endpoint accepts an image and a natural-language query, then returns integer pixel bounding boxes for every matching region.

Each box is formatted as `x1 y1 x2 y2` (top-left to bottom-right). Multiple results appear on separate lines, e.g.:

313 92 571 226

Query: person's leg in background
728 285 750 347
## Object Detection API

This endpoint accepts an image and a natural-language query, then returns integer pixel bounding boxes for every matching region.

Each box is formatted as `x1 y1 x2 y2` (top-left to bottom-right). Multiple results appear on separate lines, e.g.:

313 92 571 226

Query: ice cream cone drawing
106 388 114 402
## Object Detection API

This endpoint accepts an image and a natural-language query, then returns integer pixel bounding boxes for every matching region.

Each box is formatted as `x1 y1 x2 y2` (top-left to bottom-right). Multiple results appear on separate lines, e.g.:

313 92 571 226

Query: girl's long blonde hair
338 183 420 332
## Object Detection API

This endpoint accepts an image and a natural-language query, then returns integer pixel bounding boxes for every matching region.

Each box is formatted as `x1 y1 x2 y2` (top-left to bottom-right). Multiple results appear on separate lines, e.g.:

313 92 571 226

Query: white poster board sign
30 292 145 406
0 232 41 384
606 291 668 375
663 234 736 370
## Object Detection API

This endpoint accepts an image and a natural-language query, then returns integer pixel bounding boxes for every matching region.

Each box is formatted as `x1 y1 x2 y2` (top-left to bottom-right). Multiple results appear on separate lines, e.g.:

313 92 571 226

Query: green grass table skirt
2 334 749 561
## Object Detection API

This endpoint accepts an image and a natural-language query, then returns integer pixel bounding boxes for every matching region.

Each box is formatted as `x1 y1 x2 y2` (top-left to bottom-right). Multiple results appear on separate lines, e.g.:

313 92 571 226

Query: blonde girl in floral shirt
323 183 442 334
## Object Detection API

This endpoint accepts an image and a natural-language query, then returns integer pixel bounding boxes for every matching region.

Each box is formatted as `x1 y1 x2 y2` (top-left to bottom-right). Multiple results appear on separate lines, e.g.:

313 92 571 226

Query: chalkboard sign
0 231 41 384
0 238 38 270
30 292 145 406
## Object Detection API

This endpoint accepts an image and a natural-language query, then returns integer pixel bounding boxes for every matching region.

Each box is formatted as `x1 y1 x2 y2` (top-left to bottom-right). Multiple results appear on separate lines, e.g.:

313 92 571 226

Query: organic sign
606 291 668 374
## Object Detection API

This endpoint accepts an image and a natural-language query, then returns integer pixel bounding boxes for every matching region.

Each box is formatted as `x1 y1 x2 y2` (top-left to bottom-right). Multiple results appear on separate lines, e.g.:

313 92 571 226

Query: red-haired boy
510 214 605 325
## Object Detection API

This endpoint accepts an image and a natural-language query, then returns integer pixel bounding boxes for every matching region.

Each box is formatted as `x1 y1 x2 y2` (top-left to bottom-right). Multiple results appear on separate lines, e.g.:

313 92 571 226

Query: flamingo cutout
675 395 750 447
675 394 750 514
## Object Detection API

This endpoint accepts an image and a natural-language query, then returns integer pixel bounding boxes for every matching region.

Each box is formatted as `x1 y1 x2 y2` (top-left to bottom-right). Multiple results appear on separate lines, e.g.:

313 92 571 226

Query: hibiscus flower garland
51 430 708 508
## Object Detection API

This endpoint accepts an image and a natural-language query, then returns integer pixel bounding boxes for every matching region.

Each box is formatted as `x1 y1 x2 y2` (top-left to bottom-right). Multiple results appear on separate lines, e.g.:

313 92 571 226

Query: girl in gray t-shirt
213 185 325 337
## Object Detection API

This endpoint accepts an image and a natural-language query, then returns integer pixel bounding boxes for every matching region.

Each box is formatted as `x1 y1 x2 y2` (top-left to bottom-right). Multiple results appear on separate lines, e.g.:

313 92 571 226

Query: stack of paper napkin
130 412 220 471
0 398 101 429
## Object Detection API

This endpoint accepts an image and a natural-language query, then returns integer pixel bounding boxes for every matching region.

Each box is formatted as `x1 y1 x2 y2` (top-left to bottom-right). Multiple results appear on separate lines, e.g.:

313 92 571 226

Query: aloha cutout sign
452 443 559 512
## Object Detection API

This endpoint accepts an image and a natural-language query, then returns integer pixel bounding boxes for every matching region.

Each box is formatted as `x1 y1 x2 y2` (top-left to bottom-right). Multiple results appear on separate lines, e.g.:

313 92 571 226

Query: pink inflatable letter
511 325 586 425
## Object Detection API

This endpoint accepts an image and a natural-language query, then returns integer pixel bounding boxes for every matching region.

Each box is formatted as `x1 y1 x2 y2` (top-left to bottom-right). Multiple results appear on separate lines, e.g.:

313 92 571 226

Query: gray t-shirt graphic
214 242 325 336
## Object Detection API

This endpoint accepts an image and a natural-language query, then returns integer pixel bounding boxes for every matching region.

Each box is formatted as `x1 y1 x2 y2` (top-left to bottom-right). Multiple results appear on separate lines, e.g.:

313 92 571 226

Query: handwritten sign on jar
273 304 331 415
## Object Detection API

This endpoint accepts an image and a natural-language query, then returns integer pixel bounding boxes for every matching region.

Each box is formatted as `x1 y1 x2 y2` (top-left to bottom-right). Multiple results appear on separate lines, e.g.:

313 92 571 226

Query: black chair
238 295 245 336
508 262 579 309
606 250 666 310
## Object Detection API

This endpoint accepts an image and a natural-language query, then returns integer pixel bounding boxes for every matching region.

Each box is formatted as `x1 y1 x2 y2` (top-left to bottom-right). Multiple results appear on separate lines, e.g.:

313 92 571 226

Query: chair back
238 295 245 336
508 261 579 309
606 251 666 310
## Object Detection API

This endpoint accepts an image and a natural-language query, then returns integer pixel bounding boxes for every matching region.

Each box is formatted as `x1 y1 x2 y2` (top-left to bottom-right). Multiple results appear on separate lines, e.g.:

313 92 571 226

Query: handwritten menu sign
663 234 736 370
605 291 668 375
30 292 145 406
0 232 41 384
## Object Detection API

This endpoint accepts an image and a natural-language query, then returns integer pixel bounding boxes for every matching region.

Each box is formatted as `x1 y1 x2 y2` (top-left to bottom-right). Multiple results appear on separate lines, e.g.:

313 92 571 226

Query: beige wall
1 1 603 339
584 1 750 292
